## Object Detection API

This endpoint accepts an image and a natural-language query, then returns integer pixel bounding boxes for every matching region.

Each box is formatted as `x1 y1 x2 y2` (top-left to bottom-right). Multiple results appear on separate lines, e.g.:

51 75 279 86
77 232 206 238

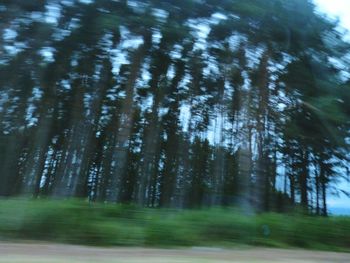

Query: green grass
0 199 349 252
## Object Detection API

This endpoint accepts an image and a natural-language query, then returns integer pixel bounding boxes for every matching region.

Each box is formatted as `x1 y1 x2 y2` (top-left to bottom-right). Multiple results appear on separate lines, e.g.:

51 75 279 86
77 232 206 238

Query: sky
314 0 350 41
314 0 350 215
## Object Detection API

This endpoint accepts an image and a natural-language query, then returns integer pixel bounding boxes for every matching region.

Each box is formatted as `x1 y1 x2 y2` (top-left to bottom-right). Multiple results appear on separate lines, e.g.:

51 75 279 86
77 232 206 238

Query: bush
0 199 349 252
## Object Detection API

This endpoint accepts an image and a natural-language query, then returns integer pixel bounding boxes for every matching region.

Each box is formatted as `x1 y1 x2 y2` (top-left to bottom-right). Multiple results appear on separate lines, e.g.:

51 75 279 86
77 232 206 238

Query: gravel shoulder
0 242 349 263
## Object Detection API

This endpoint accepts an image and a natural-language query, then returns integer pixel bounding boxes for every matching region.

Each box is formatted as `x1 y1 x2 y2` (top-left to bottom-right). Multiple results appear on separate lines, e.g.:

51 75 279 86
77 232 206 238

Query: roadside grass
0 199 349 252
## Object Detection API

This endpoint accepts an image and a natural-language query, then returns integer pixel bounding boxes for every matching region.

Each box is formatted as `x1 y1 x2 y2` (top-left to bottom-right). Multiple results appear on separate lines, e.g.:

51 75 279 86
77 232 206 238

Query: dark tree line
0 0 349 215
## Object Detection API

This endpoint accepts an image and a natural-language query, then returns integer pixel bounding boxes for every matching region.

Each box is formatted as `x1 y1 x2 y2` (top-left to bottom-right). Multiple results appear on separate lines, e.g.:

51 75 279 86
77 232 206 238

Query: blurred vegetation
1 0 350 216
0 199 349 251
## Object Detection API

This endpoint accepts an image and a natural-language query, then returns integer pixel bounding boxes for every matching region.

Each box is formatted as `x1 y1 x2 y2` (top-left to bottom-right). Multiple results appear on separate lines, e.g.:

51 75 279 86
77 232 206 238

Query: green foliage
0 199 349 251
309 96 348 124
96 13 120 33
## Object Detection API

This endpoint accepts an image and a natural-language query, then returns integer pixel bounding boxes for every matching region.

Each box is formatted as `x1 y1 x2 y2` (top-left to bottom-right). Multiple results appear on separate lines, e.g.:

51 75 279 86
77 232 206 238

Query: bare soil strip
0 242 349 263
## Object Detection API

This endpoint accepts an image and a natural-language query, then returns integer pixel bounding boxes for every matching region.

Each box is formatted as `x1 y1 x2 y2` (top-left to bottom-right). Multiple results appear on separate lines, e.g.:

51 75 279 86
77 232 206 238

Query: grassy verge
0 199 349 252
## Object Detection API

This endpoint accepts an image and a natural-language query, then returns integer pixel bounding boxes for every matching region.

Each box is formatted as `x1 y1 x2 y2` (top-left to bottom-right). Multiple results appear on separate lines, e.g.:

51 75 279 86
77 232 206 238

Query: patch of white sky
245 45 265 69
135 57 153 113
25 87 43 127
45 2 61 24
186 12 228 51
120 26 144 49
152 8 169 23
3 42 26 56
54 17 80 41
179 101 191 133
3 28 17 41
78 0 94 4
138 57 152 85
166 64 176 80
110 26 144 76
228 34 246 50
169 44 184 60
314 0 350 41
39 47 56 63
2 24 26 57
152 28 162 47
127 0 148 14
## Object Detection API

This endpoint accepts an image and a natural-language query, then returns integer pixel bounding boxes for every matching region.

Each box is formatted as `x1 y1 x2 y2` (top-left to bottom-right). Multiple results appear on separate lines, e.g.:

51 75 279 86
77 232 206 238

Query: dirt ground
0 242 349 263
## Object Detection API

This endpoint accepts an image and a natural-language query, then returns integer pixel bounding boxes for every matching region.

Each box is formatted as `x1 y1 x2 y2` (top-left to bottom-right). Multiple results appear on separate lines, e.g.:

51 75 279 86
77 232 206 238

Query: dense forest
0 0 349 215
